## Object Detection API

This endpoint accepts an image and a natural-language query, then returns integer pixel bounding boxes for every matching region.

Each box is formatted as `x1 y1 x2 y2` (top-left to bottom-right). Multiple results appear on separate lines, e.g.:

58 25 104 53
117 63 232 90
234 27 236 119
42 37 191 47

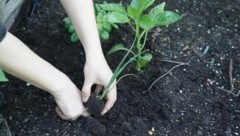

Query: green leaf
139 15 153 30
97 11 106 23
142 53 152 61
68 25 75 33
107 44 129 55
94 4 102 14
70 32 79 43
127 6 138 19
139 53 152 68
152 11 181 26
100 30 110 41
149 2 166 20
102 22 112 33
99 3 126 13
110 23 119 29
0 69 8 82
130 0 155 16
97 23 103 33
63 17 72 28
103 12 130 23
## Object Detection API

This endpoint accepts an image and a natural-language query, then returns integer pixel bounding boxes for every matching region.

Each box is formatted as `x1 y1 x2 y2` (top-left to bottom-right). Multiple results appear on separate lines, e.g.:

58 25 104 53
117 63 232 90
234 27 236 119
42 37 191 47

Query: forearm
60 0 104 59
0 32 69 95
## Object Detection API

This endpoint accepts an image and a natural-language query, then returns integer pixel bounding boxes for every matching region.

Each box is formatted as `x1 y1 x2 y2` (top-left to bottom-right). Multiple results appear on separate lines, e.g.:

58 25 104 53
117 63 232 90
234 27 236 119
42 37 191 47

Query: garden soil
0 0 240 135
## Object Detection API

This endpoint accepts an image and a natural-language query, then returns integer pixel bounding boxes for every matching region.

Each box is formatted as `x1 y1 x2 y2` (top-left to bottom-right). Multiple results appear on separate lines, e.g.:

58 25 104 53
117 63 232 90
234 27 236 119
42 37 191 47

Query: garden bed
0 0 240 135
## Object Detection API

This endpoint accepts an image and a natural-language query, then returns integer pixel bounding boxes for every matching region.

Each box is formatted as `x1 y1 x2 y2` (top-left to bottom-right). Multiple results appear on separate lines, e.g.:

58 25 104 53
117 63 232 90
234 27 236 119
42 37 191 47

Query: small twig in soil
160 59 190 65
143 60 190 93
229 58 235 91
217 87 240 97
117 74 139 84
217 58 240 97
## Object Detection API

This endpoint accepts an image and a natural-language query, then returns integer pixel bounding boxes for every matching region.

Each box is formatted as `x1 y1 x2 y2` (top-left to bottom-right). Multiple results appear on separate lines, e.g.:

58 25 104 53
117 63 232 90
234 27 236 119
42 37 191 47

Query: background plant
63 2 128 43
0 69 8 82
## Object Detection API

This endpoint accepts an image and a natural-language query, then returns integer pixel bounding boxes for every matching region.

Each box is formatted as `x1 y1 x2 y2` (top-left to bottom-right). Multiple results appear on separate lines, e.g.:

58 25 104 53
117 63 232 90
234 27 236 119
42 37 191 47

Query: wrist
85 46 106 61
46 74 73 97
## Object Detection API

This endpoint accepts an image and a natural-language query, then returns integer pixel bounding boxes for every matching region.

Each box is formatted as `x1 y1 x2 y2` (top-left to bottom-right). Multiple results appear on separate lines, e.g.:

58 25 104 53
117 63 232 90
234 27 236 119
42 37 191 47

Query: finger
82 81 93 102
94 84 103 94
55 107 80 121
100 99 115 116
55 107 71 120
82 109 91 117
100 88 117 116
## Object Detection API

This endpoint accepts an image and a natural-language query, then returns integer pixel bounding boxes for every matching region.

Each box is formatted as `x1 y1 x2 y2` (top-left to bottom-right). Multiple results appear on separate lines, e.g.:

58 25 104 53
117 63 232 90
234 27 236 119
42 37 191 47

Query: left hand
53 78 89 120
81 56 117 116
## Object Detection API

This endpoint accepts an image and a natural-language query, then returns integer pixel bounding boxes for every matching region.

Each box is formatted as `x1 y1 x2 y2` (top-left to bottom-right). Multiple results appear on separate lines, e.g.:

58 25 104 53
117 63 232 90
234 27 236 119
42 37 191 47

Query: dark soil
1 0 240 135
84 94 105 115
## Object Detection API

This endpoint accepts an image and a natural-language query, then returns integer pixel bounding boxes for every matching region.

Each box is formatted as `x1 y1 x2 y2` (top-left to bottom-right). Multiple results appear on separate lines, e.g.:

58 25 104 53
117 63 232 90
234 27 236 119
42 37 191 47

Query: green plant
108 1 181 71
98 0 181 99
0 69 8 82
63 2 128 42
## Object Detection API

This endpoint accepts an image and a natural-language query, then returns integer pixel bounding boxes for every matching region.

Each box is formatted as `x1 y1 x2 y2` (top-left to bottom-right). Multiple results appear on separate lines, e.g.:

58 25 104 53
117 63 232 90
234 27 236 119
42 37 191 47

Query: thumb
81 80 93 102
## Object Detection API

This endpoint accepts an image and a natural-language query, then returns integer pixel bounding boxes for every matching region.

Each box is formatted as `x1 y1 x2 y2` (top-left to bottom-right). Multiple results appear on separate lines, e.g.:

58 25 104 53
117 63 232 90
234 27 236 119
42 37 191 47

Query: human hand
53 79 89 120
82 56 117 116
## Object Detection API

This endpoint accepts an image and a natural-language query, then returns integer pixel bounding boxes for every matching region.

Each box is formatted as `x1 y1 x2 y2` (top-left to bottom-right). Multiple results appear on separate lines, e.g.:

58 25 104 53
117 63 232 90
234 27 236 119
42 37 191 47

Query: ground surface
0 0 240 135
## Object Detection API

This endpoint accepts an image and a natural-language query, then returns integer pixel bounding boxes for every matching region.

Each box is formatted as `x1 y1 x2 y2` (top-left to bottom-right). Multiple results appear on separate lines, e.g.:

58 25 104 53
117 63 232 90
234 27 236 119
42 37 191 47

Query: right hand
81 56 117 116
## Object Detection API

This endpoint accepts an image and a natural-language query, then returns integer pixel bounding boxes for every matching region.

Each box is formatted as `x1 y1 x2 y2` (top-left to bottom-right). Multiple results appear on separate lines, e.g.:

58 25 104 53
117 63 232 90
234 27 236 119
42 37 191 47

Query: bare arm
60 0 102 58
0 32 65 93
60 0 117 115
0 32 87 120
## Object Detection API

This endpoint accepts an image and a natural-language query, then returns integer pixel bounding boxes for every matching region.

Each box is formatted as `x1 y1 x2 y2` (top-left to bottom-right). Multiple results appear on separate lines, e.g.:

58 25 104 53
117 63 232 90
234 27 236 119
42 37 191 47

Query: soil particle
84 118 106 135
84 94 104 115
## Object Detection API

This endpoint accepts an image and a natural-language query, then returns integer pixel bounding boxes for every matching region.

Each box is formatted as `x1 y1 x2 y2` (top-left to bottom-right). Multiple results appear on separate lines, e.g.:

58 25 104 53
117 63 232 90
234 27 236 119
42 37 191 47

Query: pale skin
0 0 117 120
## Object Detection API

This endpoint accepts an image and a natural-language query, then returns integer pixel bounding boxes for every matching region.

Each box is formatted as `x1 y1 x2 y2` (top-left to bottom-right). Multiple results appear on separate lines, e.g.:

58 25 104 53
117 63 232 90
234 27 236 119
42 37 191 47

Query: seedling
63 1 181 110
99 0 181 99
107 1 181 71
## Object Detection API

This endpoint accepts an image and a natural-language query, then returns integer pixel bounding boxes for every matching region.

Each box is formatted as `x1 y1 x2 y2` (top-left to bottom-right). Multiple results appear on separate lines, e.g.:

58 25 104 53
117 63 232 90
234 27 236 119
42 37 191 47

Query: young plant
108 1 181 71
98 0 181 99
62 1 181 105
0 69 8 82
63 2 128 43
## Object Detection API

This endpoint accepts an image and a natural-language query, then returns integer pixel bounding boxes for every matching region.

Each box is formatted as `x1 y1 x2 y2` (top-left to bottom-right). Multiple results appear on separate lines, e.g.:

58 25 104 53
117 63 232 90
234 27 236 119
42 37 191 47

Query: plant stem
136 29 147 71
128 22 136 31
140 30 149 50
99 36 137 100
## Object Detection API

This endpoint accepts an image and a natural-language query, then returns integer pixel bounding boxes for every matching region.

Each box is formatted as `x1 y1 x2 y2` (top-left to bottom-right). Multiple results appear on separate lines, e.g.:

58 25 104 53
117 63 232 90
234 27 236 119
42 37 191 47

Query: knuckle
82 92 90 98
82 87 91 94
66 112 79 120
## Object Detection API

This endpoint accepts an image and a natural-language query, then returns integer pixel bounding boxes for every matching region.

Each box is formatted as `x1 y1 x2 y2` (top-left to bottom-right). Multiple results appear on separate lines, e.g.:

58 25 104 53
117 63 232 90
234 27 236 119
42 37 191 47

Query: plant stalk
136 29 147 71
99 36 137 100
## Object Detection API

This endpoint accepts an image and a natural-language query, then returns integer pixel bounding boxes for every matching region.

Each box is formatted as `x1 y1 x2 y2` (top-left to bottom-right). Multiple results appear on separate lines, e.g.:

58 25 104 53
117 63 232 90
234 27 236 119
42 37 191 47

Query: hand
53 79 89 120
82 56 117 116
